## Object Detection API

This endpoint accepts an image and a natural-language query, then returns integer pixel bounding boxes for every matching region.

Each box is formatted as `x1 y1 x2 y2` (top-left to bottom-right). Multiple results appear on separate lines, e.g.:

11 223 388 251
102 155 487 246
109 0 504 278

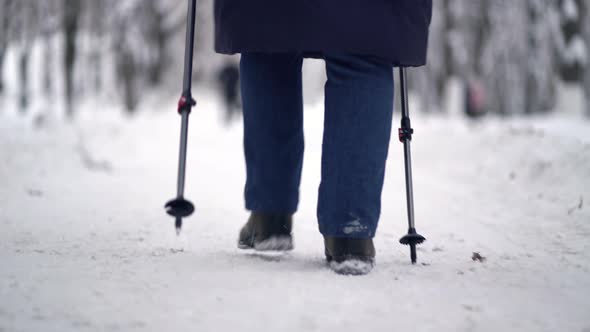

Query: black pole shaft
177 111 190 197
176 0 197 199
182 0 196 95
399 68 416 231
397 68 425 264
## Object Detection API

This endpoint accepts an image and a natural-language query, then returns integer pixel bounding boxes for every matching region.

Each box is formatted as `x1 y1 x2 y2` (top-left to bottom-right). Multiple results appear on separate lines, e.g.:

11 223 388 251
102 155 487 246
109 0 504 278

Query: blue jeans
240 53 394 238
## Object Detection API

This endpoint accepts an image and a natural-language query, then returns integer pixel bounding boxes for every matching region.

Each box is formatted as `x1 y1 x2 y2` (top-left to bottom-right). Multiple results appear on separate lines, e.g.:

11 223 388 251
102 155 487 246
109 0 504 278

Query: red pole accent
177 96 188 114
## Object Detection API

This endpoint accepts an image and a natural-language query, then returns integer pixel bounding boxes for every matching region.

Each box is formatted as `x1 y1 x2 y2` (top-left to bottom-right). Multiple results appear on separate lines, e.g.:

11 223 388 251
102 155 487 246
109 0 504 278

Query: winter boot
324 237 375 275
238 212 294 251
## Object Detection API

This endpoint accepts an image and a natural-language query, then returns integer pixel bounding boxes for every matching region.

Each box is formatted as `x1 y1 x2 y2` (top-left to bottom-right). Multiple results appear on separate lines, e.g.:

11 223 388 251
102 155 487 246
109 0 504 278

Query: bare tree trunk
558 0 585 82
16 1 37 113
0 0 17 96
110 1 143 114
87 46 102 93
144 0 167 86
414 0 447 113
444 0 489 117
18 49 29 111
526 0 558 114
63 0 81 117
0 38 5 95
481 0 528 115
40 0 59 99
85 0 106 94
42 35 53 98
582 1 590 117
119 48 138 113
0 49 5 94
112 13 138 114
0 0 8 94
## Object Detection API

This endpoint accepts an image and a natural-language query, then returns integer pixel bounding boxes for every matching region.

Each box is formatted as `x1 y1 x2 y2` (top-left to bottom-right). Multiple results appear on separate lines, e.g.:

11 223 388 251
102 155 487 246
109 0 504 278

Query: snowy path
1 93 590 332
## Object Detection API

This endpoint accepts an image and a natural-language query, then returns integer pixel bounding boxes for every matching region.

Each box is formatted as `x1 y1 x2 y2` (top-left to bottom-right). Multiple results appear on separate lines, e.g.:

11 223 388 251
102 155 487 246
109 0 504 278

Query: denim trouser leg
240 53 304 214
317 54 394 238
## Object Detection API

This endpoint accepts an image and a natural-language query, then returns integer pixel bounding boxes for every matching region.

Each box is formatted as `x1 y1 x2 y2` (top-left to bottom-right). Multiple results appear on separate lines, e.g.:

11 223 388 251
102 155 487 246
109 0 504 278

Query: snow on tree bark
63 0 81 117
558 0 586 82
445 0 487 79
11 0 40 112
0 0 11 94
418 0 561 115
480 0 529 115
444 0 489 116
414 0 447 113
39 0 59 99
582 1 590 116
526 0 559 113
110 0 184 112
0 0 584 116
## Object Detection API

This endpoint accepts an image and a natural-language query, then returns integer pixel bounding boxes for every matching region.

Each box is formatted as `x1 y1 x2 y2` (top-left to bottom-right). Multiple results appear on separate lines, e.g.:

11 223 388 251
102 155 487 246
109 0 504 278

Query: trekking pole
165 0 197 235
397 68 426 264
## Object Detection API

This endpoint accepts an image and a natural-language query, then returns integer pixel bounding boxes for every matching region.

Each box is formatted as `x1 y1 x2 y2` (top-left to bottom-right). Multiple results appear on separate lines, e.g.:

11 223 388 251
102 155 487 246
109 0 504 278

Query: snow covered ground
1 90 589 332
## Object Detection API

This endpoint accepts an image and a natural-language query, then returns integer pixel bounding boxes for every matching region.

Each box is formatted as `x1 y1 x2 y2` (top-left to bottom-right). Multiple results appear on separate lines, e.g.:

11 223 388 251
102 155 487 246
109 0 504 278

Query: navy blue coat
214 0 432 67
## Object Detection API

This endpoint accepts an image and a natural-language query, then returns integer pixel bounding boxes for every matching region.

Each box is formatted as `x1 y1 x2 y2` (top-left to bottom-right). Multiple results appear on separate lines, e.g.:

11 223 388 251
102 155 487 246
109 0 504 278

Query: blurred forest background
0 0 589 119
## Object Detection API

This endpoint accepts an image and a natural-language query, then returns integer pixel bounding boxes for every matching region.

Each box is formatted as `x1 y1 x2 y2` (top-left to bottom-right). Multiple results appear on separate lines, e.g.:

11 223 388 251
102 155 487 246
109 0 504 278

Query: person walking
214 1 432 275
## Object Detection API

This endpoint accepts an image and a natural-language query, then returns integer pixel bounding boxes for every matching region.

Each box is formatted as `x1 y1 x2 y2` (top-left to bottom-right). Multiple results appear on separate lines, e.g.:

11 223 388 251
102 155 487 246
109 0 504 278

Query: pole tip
175 217 183 236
